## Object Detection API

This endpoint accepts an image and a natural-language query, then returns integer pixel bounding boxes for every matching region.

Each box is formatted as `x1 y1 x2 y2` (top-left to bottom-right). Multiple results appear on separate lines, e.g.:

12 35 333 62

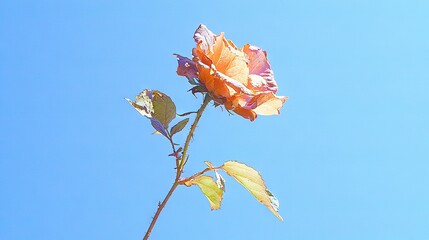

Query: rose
176 24 287 121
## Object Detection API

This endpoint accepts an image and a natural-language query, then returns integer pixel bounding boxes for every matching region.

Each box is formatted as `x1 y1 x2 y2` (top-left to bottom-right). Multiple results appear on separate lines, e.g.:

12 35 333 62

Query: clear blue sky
1 0 428 239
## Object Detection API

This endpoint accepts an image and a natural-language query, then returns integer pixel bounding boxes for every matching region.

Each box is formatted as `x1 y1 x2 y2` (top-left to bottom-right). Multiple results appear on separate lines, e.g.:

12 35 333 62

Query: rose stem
143 94 211 240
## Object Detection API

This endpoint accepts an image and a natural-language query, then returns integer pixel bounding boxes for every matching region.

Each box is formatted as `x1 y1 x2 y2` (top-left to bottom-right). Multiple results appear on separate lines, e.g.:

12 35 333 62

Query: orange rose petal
209 34 249 86
213 75 233 98
209 34 224 64
233 106 257 121
195 64 212 86
196 61 233 99
193 48 213 67
224 99 257 121
230 92 287 116
195 64 215 91
253 95 287 116
248 75 268 91
194 24 216 54
243 44 278 93
194 48 251 98
215 71 253 95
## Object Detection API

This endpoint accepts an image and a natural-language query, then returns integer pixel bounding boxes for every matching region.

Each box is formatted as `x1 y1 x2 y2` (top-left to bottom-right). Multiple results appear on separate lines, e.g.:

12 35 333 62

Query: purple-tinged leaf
150 118 168 138
170 118 189 136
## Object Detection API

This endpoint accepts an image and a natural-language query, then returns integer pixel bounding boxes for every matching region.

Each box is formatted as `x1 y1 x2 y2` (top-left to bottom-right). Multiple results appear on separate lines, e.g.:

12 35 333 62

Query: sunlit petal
174 54 198 78
193 24 216 54
243 44 278 93
252 95 288 116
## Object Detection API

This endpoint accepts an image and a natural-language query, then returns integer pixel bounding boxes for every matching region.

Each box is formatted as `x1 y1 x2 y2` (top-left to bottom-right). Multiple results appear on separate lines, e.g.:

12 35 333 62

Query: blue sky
1 0 428 239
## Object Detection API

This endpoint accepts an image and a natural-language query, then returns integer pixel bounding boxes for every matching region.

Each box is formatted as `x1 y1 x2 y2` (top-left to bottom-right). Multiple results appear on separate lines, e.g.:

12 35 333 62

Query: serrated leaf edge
220 160 283 221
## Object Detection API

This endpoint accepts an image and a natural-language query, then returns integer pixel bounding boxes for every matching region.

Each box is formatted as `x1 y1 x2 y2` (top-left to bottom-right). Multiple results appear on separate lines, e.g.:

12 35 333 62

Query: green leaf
221 161 283 221
184 175 223 210
170 118 189 136
151 90 176 128
126 90 176 138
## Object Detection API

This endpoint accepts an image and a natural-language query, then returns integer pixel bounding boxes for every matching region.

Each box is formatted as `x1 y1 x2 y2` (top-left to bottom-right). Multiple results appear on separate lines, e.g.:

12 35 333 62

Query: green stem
143 94 211 240
177 94 211 177
143 182 178 240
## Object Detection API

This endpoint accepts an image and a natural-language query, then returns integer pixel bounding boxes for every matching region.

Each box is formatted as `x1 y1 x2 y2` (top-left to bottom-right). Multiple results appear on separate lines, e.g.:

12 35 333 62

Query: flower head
176 24 287 121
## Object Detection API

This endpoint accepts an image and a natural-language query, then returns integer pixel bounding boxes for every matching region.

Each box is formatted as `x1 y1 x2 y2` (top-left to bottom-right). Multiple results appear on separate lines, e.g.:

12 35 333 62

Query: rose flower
176 24 287 121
